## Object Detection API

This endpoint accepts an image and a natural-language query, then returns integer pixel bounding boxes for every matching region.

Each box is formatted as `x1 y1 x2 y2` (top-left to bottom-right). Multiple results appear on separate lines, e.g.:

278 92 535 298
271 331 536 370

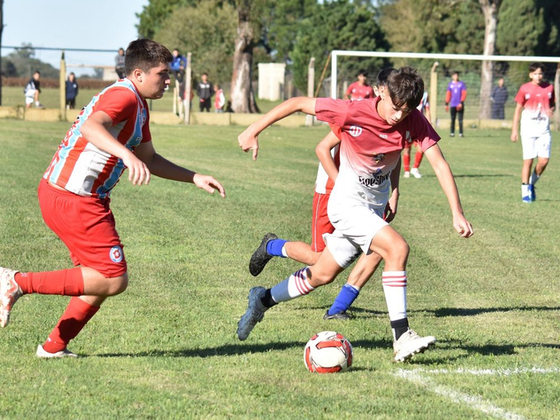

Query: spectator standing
445 71 467 137
24 71 44 109
115 48 126 79
171 49 187 84
196 73 213 112
214 84 225 113
345 70 374 101
65 73 79 110
491 77 508 120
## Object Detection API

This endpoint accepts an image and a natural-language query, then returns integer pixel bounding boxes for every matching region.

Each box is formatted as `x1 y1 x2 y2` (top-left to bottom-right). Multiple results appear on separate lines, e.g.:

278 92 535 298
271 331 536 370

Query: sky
2 0 150 76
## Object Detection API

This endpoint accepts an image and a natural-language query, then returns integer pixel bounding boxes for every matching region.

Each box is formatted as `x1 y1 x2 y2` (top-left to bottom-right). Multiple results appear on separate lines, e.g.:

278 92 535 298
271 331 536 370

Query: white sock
271 267 314 303
521 184 530 197
529 170 540 185
281 245 288 257
382 271 407 321
35 101 40 106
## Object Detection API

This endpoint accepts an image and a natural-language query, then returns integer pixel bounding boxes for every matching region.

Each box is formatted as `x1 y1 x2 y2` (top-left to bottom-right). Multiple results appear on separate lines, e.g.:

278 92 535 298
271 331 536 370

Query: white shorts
25 90 36 105
324 199 388 269
521 132 552 160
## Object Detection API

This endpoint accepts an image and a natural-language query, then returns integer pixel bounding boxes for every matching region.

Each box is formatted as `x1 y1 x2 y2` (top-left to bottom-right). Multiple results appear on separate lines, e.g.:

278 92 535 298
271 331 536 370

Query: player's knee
107 273 129 295
308 268 336 286
386 239 409 263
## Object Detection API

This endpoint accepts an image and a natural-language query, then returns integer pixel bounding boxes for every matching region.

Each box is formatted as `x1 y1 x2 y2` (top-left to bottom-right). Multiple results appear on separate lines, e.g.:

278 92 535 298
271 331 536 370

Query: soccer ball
303 331 353 373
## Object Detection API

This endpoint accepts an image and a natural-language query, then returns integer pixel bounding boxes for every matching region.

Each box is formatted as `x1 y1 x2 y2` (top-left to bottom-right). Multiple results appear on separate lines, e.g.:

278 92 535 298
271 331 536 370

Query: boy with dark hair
445 71 467 137
24 71 44 108
237 67 473 362
0 39 225 358
196 73 213 112
346 69 374 101
511 62 555 203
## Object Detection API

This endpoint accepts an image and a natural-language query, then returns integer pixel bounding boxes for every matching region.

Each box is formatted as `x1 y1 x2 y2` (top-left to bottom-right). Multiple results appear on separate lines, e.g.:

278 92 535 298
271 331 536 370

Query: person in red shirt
346 70 374 101
237 67 473 362
0 39 225 358
511 62 555 203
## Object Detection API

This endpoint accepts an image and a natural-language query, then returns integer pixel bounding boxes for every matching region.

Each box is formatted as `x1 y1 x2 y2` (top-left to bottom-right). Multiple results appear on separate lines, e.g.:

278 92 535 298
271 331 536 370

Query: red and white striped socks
382 271 407 321
271 267 315 303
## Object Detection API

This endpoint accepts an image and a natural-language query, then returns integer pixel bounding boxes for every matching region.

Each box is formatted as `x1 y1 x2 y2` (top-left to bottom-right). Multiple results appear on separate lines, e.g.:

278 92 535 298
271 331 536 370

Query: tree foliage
1 45 59 79
136 0 198 39
154 0 237 84
291 0 389 94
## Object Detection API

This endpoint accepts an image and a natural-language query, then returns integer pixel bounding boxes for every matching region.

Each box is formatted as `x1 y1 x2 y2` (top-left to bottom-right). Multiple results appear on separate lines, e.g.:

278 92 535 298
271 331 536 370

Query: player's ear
132 68 144 83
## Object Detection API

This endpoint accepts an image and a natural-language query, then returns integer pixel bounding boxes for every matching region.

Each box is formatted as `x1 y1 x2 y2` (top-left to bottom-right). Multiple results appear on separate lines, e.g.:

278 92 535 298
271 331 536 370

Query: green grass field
0 120 559 419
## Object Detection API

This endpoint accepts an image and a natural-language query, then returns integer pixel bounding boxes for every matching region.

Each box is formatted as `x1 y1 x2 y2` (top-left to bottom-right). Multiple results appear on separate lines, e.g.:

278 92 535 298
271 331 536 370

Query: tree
291 0 389 94
1 45 59 79
154 0 237 84
478 0 501 119
136 0 198 39
230 0 260 113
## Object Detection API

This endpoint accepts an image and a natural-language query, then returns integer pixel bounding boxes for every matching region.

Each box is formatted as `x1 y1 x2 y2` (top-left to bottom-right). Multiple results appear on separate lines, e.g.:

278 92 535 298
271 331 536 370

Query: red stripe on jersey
56 139 88 188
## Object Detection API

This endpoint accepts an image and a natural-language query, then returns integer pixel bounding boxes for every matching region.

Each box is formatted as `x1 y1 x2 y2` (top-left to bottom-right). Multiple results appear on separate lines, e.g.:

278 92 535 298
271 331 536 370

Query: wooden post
60 51 66 121
173 85 177 116
430 62 439 128
183 52 192 124
306 57 315 126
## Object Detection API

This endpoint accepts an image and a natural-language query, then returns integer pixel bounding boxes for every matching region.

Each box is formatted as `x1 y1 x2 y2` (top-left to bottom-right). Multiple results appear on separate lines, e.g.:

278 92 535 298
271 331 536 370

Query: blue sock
328 284 360 315
266 239 288 258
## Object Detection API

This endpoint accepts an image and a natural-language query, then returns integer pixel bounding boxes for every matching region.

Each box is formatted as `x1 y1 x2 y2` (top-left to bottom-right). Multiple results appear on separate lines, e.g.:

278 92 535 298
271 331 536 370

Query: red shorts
311 192 335 253
38 179 127 278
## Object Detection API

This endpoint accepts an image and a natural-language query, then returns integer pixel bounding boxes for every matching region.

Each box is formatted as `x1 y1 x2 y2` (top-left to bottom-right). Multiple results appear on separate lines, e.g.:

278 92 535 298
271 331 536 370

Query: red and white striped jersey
44 79 151 198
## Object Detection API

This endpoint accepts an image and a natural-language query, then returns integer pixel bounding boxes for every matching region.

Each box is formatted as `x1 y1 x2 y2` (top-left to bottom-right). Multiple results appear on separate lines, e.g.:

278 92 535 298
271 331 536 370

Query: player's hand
510 132 518 142
547 107 555 118
383 195 399 223
453 214 474 238
238 129 259 161
456 103 463 111
445 105 449 112
193 173 226 198
123 153 151 186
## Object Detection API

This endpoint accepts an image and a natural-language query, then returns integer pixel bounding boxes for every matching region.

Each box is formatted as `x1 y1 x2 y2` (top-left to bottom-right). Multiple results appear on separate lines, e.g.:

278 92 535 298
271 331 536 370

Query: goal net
328 50 560 131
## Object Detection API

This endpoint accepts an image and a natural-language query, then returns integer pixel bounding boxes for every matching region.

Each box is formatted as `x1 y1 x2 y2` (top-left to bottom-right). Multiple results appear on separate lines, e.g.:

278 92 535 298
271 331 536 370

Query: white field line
394 370 528 420
399 367 560 376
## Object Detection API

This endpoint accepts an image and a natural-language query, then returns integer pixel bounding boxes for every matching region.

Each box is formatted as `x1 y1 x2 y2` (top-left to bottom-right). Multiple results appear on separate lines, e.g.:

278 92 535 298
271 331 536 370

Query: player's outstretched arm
81 111 151 186
135 141 225 198
424 144 473 238
238 97 317 161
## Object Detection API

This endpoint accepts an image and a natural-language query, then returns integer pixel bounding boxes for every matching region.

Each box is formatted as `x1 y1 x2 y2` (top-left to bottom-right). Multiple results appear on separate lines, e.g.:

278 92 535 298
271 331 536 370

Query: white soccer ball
303 331 353 373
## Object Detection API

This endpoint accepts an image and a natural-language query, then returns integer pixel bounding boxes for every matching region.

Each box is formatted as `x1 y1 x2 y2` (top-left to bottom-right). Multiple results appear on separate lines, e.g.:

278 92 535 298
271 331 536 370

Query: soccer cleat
450 133 455 137
522 195 532 204
36 344 78 359
529 184 536 202
459 133 464 138
237 287 268 341
249 233 278 277
410 168 422 179
393 329 436 362
0 267 22 328
403 171 410 178
323 310 353 320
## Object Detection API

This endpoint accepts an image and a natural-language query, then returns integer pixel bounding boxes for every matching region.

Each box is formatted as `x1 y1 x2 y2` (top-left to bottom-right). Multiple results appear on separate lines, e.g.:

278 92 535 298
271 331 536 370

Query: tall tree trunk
479 0 501 119
231 0 259 113
0 0 4 106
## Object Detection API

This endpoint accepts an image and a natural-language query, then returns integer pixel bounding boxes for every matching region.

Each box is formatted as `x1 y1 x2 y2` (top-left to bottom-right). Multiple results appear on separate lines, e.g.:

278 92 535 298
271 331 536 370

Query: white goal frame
330 50 560 127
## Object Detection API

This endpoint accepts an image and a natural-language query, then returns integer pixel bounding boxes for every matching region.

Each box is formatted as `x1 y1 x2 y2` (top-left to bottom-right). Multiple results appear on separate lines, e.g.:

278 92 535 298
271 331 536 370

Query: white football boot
0 267 22 328
393 329 436 362
36 344 78 359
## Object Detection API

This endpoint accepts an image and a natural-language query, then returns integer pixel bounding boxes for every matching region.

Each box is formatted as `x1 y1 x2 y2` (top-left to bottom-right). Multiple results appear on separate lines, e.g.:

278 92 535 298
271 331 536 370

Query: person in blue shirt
171 49 187 84
65 73 79 110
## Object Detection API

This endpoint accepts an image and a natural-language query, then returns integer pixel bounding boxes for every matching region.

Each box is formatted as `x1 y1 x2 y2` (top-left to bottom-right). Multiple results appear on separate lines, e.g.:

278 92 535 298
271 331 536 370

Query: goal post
330 50 560 130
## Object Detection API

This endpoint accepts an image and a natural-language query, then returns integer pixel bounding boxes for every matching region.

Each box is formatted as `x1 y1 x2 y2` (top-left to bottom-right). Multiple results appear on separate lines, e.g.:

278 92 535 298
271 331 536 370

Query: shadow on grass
93 338 392 359
430 306 560 317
